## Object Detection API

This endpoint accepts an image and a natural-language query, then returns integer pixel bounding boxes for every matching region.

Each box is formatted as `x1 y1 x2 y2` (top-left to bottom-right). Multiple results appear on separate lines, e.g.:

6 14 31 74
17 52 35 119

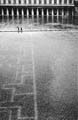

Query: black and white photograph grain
0 0 78 120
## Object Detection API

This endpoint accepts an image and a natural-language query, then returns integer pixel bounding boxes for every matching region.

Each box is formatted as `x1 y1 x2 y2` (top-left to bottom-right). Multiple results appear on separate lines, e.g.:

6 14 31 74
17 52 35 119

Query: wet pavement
0 16 78 32
0 31 78 120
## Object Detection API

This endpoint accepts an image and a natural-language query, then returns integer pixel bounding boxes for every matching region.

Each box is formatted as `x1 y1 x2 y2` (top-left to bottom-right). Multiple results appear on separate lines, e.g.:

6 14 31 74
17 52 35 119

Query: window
34 0 36 4
44 0 46 4
4 0 6 4
19 0 21 4
14 0 16 4
54 0 57 4
49 0 52 4
64 0 67 4
29 0 31 4
8 0 11 4
39 0 41 4
59 0 62 4
24 0 26 4
69 0 72 4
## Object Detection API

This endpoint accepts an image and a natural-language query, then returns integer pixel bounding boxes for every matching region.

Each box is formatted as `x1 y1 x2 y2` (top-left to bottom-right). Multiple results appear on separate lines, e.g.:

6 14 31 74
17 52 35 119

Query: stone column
7 9 9 17
2 9 4 16
12 9 14 16
62 9 64 24
47 9 49 22
17 9 19 17
72 9 74 16
57 9 59 16
52 9 54 16
52 9 54 22
42 9 44 17
62 9 64 17
57 9 59 22
47 9 49 17
27 9 29 18
67 9 69 16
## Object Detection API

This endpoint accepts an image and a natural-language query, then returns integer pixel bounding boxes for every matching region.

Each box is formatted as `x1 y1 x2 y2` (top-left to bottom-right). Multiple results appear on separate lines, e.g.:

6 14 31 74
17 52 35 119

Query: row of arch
0 8 74 17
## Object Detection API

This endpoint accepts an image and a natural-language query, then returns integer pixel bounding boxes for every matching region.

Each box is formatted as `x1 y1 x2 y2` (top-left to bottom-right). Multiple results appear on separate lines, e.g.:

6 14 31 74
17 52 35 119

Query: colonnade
0 8 74 18
0 0 74 5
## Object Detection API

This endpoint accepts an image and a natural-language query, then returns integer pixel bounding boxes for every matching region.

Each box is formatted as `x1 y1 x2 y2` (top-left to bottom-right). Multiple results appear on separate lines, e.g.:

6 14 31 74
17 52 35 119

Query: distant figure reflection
17 26 19 33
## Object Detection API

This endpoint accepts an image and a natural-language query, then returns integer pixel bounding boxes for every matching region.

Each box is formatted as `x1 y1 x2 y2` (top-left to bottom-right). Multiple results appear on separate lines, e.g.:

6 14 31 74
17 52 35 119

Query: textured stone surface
0 31 78 120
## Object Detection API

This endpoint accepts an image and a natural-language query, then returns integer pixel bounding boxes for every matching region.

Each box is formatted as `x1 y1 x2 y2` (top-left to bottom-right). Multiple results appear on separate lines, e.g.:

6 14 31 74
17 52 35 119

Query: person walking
21 27 23 33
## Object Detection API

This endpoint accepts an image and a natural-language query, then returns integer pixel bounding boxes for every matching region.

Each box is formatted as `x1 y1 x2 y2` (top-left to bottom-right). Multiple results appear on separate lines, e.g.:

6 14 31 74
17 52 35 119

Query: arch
19 0 21 4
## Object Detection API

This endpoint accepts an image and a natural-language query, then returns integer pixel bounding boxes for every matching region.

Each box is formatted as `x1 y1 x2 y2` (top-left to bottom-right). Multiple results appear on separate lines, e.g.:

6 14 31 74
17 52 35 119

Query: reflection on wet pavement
0 16 78 31
0 30 78 120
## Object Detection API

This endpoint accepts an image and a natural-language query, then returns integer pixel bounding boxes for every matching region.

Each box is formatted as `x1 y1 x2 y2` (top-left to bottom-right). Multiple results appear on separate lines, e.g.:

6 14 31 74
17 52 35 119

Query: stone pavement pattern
0 33 37 120
0 31 78 120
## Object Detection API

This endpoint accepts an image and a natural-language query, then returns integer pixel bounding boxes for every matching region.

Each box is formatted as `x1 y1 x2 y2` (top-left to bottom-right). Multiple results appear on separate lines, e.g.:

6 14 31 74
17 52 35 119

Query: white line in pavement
18 116 34 120
31 37 38 120
17 106 21 118
9 110 12 120
0 106 21 109
15 92 34 96
11 45 23 102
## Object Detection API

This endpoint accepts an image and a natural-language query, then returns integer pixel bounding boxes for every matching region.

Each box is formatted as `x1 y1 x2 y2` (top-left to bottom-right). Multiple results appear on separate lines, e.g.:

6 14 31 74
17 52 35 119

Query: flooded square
0 0 78 119
0 30 77 120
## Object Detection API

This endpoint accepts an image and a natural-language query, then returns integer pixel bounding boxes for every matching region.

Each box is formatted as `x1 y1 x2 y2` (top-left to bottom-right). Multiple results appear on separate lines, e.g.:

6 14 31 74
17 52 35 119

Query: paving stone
0 88 13 102
0 110 10 120
14 95 35 117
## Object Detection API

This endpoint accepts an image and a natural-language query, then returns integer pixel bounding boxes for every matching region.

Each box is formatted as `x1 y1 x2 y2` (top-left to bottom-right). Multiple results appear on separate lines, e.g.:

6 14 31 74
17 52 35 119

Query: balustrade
0 0 74 5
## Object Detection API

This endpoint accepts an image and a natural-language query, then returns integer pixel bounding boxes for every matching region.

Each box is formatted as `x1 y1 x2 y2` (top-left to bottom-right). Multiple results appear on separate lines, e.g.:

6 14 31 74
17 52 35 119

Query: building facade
0 0 75 18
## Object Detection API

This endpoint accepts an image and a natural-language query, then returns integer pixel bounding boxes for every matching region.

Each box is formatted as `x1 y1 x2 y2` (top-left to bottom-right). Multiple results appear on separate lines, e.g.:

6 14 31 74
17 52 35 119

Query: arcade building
0 0 76 18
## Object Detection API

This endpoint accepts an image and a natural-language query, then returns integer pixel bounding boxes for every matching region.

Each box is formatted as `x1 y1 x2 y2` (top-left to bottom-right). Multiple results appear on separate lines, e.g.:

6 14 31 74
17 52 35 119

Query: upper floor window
34 0 36 4
8 0 11 4
49 0 52 4
69 0 72 4
24 0 26 4
39 0 41 4
29 0 31 4
59 0 62 4
14 0 16 4
64 0 67 4
19 0 21 4
54 0 57 4
44 0 47 4
3 0 6 4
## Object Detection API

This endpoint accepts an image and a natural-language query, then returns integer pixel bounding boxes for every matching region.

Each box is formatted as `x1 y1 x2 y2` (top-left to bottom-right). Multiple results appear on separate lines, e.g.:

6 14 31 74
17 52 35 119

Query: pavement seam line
31 34 38 120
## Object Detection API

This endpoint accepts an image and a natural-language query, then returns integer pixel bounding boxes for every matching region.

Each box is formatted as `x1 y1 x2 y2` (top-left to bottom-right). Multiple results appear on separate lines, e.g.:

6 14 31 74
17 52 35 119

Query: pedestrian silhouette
21 27 23 33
